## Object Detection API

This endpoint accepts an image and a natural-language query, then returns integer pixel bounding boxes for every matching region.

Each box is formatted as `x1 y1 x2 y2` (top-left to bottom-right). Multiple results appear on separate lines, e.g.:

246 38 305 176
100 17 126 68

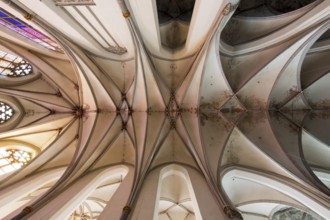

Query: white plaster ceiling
0 0 329 219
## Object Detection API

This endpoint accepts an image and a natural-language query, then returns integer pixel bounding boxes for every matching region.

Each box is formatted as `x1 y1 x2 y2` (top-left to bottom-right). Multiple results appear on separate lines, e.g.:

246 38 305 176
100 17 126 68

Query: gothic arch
131 164 226 220
221 167 330 219
0 45 40 87
27 165 130 220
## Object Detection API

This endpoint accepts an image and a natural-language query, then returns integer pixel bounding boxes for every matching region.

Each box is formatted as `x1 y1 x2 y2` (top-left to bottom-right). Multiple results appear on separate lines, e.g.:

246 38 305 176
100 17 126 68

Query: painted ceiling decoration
0 0 329 220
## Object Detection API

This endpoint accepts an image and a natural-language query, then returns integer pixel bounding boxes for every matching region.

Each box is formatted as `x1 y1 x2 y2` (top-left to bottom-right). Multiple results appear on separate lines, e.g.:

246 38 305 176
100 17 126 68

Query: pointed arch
156 164 202 220
27 165 130 220
0 167 65 219
131 164 226 220
0 140 39 176
221 167 330 219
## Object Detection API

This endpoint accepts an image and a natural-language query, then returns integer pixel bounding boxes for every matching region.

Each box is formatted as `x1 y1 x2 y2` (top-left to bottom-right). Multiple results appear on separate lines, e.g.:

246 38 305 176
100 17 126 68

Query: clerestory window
0 51 32 77
0 149 32 175
272 207 322 220
0 7 62 52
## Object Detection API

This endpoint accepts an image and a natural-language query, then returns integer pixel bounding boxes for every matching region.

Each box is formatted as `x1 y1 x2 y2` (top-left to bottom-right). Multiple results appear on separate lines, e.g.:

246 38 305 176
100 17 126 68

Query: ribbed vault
0 0 329 220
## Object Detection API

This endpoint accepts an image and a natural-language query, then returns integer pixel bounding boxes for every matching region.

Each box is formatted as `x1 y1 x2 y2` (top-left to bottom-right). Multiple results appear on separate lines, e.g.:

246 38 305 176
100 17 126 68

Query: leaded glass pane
0 51 32 77
68 203 95 220
0 101 14 124
272 208 323 220
0 7 62 52
0 51 6 57
0 149 32 175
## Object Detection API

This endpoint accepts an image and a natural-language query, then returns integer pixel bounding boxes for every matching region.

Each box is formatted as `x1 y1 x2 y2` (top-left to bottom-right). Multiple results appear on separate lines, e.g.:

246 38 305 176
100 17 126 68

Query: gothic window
0 149 32 175
0 101 14 124
68 204 93 220
272 207 322 220
0 51 32 77
0 7 62 52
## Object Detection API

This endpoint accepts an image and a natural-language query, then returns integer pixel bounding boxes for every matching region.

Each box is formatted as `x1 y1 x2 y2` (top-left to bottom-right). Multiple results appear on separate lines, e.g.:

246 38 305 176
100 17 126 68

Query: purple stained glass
43 38 54 43
4 17 21 26
24 27 47 39
10 26 36 39
0 19 9 26
0 7 62 52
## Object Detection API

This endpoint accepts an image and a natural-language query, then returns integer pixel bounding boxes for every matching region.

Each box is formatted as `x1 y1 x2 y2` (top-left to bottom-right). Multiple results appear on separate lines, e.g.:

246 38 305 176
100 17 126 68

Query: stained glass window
0 51 32 77
0 149 32 175
0 101 14 124
0 7 62 52
272 207 322 220
68 204 93 220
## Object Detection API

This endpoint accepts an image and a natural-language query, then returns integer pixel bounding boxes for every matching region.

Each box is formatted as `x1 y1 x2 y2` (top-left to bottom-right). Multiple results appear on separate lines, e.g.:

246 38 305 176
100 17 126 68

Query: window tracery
0 51 32 77
0 101 14 124
68 204 93 220
0 7 62 52
0 149 32 175
272 207 323 220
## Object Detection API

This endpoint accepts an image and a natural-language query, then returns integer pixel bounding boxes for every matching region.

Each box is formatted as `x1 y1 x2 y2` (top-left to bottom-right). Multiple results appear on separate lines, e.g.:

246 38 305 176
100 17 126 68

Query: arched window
68 203 99 220
0 7 62 52
272 207 322 220
0 149 32 175
66 171 127 220
0 51 32 77
0 101 14 124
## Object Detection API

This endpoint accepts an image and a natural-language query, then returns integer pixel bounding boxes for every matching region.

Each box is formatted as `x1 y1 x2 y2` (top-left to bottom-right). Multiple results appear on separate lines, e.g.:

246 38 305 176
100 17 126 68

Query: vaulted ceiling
0 0 329 220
